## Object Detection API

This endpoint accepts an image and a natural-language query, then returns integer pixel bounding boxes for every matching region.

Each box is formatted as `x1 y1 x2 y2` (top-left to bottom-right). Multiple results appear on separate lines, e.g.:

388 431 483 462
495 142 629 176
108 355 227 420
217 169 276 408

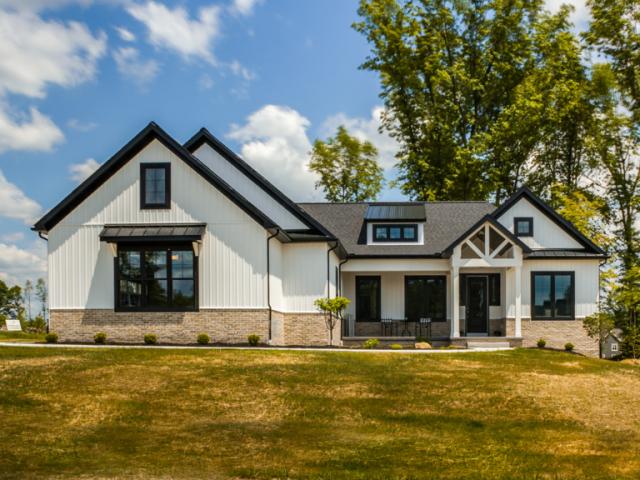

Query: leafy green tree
314 296 351 346
583 311 616 358
24 280 33 321
0 279 24 322
309 126 384 202
35 278 48 322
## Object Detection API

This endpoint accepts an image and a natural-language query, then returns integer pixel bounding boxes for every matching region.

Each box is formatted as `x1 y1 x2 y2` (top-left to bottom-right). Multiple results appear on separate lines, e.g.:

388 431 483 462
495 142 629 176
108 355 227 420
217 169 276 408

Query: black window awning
99 224 206 243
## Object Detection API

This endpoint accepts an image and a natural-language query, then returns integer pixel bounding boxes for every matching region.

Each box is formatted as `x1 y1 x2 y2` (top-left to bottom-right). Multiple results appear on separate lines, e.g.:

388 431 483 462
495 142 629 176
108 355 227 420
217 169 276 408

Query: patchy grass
0 331 45 343
0 347 638 479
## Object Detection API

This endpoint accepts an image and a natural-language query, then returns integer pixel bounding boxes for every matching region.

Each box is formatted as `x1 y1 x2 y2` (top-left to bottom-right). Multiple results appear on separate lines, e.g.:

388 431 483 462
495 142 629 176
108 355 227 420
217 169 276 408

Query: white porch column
514 265 522 337
451 265 460 338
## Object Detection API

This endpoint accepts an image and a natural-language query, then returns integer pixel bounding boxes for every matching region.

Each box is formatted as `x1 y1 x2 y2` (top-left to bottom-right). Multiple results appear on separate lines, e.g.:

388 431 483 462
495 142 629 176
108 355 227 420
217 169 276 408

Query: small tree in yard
583 312 616 359
314 296 350 346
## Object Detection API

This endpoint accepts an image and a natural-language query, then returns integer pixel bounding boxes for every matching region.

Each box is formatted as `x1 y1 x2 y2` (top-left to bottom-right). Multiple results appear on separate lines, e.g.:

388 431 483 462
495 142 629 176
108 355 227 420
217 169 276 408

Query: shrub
390 343 403 350
94 332 107 344
247 334 260 346
363 338 380 349
537 338 546 348
144 334 158 345
45 332 58 343
564 342 574 352
27 316 47 334
197 333 210 345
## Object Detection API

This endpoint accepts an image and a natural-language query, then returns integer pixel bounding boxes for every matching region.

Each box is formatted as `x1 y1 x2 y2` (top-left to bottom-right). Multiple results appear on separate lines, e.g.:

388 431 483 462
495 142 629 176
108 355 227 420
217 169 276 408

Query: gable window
531 272 574 320
514 217 533 237
611 343 618 352
116 245 197 311
373 224 418 242
141 163 170 209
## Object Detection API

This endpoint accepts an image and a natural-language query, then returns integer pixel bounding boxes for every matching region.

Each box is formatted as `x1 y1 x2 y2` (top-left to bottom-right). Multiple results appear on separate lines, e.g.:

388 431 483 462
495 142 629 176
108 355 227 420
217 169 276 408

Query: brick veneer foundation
50 309 339 346
507 318 598 356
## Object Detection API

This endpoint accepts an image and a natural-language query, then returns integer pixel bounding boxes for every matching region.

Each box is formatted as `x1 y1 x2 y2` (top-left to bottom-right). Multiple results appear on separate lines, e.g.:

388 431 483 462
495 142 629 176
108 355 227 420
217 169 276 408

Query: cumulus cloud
321 106 399 170
0 241 47 287
0 170 42 225
0 106 64 154
127 1 221 64
229 0 263 16
227 105 321 201
115 26 136 42
113 46 160 86
0 8 107 98
69 158 101 183
545 0 591 30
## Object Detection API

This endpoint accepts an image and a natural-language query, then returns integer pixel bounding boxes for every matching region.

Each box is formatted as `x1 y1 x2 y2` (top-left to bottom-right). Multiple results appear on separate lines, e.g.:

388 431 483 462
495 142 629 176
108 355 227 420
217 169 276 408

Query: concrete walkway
0 341 513 354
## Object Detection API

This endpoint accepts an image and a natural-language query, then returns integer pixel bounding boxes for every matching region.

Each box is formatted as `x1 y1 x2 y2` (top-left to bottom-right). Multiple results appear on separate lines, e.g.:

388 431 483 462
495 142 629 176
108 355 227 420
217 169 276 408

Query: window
141 163 170 209
514 217 533 237
405 276 446 322
460 273 500 306
373 224 418 242
611 343 618 352
356 276 381 321
531 272 574 320
116 245 197 311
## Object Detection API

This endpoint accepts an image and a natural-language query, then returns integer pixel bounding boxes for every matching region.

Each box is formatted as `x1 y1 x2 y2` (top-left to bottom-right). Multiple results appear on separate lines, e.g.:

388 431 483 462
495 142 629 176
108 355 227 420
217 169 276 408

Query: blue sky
0 0 589 287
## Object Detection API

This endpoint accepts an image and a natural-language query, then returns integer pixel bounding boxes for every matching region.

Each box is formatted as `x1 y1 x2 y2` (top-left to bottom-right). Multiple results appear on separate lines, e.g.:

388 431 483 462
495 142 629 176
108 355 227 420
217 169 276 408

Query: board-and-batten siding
192 143 307 230
48 139 271 310
496 197 582 249
282 243 332 313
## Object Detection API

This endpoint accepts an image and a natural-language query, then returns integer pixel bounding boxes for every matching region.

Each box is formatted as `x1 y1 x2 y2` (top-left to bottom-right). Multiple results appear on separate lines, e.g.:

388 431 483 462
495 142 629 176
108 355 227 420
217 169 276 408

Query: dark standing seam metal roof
298 202 495 257
99 224 206 243
365 204 426 221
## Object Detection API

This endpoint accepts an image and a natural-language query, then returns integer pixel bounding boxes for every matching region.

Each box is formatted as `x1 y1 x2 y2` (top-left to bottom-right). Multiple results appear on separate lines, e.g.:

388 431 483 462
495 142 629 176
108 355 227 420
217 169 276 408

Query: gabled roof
492 186 605 255
33 122 281 233
184 127 335 240
442 214 532 256
299 202 495 257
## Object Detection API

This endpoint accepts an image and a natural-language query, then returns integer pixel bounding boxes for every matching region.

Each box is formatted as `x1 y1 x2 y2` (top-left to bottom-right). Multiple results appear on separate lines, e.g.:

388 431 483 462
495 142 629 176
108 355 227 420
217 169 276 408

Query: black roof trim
33 122 279 232
492 186 605 254
348 254 443 259
184 127 335 240
443 214 532 256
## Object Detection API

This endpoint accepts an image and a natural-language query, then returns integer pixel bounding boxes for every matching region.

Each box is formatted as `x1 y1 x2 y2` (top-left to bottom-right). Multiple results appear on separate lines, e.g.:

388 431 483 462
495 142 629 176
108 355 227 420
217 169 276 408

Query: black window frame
514 217 533 237
405 275 447 322
460 273 501 306
114 243 198 312
140 163 171 209
372 224 419 243
355 275 381 322
531 271 575 320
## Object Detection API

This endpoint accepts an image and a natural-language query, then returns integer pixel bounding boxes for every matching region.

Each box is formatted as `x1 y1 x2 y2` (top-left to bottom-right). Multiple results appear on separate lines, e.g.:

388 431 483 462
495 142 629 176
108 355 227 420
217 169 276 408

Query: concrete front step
467 341 511 349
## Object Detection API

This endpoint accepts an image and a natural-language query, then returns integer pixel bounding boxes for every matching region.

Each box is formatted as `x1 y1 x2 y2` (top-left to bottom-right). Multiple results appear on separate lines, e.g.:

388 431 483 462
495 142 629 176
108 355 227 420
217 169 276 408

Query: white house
33 123 606 355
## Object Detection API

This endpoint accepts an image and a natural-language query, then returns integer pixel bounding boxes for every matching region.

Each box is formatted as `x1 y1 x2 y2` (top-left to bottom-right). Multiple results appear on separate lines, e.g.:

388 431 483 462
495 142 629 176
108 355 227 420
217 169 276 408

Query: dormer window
373 224 418 242
141 163 170 209
514 217 533 237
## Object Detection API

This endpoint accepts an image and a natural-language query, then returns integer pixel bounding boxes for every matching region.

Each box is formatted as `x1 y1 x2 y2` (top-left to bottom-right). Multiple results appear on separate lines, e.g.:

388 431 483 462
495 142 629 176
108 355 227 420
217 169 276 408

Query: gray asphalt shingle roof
298 202 495 256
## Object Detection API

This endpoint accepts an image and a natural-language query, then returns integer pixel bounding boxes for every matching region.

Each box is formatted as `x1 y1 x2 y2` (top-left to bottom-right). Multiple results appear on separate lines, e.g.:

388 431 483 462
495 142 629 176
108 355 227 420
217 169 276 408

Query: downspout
327 241 339 298
266 229 280 343
338 257 350 340
37 231 49 333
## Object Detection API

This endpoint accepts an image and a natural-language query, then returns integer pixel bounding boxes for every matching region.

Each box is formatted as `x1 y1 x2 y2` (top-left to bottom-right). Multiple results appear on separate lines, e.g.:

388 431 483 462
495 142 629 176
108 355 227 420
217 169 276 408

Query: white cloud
545 0 591 31
115 26 136 42
0 170 42 225
127 1 221 64
198 74 214 90
1 232 25 243
69 158 100 183
67 118 98 132
0 241 47 287
113 47 160 86
0 0 93 12
321 106 399 170
227 105 321 201
0 105 64 154
229 60 255 81
0 8 107 98
229 0 262 16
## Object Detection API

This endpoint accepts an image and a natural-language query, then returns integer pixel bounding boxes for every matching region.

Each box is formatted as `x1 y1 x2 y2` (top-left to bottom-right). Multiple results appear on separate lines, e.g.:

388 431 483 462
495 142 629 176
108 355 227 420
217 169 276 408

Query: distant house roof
299 202 495 257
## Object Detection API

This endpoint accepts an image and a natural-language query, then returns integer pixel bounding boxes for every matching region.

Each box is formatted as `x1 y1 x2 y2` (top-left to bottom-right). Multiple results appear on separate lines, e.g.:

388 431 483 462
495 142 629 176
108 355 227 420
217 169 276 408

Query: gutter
266 228 280 342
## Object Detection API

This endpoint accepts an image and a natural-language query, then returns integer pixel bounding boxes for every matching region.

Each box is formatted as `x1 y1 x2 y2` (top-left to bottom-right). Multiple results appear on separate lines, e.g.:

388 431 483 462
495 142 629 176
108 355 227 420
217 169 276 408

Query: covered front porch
339 220 525 346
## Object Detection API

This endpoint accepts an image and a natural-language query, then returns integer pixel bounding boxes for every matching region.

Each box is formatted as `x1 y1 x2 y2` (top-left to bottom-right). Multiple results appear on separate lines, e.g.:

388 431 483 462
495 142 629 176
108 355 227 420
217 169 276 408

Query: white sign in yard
5 319 22 332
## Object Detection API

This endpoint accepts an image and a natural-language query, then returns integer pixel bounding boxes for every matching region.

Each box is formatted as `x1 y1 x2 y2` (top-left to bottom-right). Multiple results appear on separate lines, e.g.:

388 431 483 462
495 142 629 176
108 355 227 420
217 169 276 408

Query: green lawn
0 347 638 479
0 331 45 343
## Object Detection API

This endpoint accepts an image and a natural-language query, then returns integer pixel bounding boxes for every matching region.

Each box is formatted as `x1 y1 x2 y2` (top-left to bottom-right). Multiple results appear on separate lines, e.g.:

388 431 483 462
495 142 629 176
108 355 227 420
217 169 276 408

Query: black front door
466 276 488 334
